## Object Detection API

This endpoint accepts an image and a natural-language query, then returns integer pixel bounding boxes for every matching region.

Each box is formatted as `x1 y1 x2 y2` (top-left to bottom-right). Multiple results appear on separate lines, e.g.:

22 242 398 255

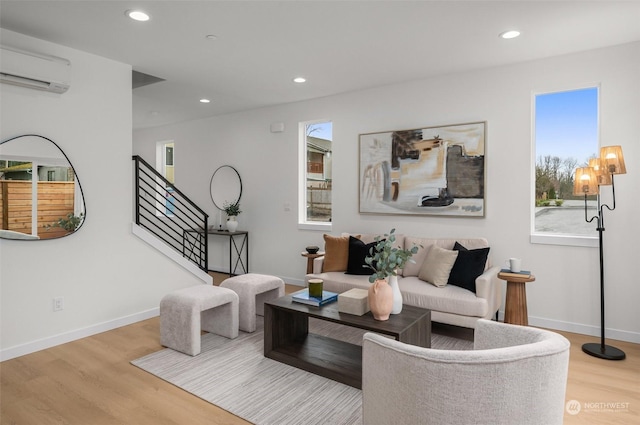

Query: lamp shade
573 167 599 196
600 145 626 175
589 157 612 186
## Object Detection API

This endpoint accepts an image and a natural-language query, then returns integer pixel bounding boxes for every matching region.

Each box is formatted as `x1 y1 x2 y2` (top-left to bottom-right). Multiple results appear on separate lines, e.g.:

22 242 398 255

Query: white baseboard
1 272 300 361
0 308 159 362
4 291 635 362
497 310 639 344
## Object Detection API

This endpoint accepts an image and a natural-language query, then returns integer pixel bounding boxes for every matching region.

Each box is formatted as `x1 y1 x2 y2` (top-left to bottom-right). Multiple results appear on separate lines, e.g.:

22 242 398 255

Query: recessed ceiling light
126 10 150 22
499 30 520 39
293 77 306 83
205 34 218 40
200 98 211 103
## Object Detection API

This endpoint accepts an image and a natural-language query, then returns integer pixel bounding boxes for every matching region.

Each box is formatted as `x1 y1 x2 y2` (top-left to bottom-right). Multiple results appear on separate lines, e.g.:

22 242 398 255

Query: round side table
301 251 325 274
498 271 536 326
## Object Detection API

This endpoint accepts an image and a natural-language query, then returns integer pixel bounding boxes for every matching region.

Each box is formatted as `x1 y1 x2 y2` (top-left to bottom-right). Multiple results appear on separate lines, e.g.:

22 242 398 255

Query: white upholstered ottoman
160 285 239 356
220 273 285 332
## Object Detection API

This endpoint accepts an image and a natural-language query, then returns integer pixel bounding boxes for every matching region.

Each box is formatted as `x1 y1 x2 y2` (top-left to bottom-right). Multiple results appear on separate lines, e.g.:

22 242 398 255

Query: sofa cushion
346 236 377 275
402 237 490 277
418 245 459 287
402 238 458 277
401 242 432 277
307 273 490 318
447 242 490 293
322 234 351 272
401 276 489 317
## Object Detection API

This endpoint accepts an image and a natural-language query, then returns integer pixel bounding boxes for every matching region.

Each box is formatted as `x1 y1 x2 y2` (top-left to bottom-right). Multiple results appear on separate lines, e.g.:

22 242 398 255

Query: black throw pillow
447 242 490 293
345 236 379 275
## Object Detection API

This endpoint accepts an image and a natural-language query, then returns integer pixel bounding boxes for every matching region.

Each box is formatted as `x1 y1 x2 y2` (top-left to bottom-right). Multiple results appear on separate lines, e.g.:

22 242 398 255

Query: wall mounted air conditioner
0 45 71 94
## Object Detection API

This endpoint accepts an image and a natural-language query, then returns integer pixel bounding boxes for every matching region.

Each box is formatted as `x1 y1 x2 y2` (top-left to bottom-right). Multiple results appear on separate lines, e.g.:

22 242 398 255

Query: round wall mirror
0 134 86 240
209 165 242 211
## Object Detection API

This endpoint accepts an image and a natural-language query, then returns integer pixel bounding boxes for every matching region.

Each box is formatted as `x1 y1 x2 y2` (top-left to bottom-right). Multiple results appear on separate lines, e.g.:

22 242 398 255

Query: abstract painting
359 121 486 217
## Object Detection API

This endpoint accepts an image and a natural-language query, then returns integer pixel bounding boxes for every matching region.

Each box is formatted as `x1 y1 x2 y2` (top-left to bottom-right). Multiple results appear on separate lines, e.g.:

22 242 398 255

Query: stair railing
133 155 208 271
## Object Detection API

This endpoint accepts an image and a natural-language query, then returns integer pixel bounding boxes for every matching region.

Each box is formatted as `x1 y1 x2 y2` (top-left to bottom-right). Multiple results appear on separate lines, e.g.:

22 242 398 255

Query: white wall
0 29 204 360
135 42 640 343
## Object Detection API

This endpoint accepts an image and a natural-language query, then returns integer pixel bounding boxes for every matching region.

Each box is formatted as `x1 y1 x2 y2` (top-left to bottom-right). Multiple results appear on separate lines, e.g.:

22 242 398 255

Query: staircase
132 155 208 273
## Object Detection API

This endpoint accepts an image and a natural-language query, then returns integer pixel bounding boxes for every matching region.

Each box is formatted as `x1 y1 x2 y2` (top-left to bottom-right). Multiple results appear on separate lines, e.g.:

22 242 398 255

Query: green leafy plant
554 199 564 207
223 201 242 216
364 228 420 283
45 212 84 232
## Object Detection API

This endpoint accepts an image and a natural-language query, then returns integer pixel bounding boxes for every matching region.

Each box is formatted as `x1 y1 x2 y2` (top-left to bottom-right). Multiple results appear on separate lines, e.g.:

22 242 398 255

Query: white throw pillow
418 245 459 287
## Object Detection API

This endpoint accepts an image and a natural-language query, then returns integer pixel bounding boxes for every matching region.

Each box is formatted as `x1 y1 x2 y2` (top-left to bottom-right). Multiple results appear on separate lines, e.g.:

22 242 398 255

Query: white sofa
362 319 570 425
305 234 502 328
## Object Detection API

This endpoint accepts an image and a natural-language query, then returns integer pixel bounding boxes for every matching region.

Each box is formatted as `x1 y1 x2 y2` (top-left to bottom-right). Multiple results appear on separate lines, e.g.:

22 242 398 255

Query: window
299 120 332 229
165 145 174 166
532 86 599 246
155 141 175 216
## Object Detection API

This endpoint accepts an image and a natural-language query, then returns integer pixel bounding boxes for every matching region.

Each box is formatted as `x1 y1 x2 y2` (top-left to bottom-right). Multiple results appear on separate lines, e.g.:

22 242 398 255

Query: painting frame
359 121 486 217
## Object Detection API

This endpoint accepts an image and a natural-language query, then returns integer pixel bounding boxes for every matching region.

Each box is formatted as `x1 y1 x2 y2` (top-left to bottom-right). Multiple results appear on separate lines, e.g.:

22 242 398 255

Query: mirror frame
209 165 242 211
0 134 86 240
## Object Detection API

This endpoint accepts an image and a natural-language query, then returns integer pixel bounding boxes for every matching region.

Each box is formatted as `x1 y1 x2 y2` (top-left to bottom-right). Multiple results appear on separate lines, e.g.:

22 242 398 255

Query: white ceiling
1 1 639 130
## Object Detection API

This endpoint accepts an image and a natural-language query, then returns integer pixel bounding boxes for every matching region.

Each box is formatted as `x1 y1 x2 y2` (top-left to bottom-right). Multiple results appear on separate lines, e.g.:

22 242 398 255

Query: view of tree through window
534 87 598 237
303 121 332 223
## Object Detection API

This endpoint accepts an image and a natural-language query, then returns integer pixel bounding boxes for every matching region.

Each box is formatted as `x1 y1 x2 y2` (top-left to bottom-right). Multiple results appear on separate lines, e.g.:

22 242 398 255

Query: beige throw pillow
418 245 459 287
322 234 351 272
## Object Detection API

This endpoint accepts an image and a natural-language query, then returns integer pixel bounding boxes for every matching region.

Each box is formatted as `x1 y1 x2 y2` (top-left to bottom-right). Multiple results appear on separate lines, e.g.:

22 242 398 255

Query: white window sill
530 233 597 248
298 222 332 232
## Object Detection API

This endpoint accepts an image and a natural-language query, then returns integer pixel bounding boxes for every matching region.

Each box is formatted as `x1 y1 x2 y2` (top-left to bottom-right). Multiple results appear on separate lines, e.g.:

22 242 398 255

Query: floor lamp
573 145 626 360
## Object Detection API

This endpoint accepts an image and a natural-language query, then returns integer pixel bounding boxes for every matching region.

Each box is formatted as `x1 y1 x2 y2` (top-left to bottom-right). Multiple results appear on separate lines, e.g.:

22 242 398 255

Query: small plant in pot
223 201 241 232
223 201 242 217
364 228 419 320
364 228 418 282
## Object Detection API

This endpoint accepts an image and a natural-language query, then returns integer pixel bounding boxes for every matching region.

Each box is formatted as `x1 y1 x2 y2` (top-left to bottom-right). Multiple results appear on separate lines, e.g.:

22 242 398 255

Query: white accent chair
362 319 570 425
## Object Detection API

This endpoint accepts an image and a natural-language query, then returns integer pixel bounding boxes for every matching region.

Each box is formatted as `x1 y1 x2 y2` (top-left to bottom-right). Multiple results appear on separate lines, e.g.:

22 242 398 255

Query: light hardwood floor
1 275 638 424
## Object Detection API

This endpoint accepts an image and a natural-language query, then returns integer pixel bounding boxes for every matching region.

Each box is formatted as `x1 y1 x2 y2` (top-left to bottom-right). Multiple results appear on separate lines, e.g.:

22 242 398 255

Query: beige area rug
132 316 473 425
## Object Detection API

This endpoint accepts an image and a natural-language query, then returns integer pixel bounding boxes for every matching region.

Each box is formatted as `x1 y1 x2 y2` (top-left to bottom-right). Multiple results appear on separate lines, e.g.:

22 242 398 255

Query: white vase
389 273 403 314
226 216 238 232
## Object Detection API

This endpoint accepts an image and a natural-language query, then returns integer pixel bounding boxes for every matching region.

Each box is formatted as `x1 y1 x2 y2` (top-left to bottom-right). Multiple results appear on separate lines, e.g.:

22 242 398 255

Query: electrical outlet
53 296 64 312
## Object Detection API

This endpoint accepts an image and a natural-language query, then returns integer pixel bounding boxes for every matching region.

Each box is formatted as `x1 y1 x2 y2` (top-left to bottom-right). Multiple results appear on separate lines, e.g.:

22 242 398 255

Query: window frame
530 84 599 248
298 119 332 231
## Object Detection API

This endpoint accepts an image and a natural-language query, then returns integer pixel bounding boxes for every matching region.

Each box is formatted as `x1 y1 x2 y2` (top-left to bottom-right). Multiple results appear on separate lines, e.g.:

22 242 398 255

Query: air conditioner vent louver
0 45 71 94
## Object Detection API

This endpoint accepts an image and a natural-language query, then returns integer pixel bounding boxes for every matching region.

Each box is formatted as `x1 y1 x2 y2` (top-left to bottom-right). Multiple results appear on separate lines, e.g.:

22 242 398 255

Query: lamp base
582 342 626 360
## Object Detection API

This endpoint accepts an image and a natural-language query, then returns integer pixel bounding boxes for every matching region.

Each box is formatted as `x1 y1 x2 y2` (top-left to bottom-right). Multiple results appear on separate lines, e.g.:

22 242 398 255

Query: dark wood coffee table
264 295 431 389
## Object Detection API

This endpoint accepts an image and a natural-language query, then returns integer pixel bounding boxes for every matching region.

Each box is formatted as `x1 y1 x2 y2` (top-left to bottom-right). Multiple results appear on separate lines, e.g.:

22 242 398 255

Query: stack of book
499 269 532 279
291 288 338 307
